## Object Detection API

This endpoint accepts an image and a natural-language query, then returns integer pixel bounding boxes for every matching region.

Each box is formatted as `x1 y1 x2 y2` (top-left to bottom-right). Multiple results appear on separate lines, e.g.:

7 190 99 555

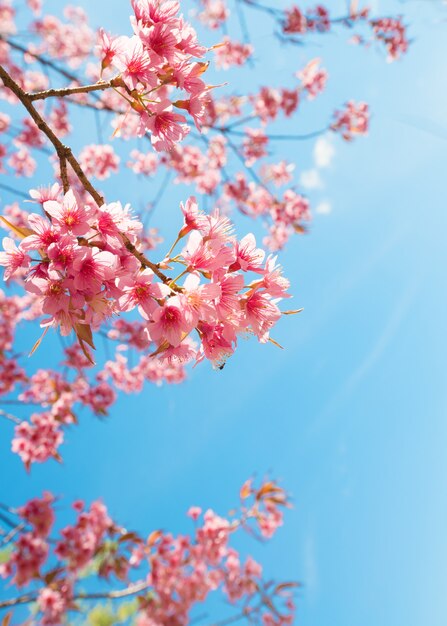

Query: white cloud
313 136 335 168
299 168 323 189
316 201 332 215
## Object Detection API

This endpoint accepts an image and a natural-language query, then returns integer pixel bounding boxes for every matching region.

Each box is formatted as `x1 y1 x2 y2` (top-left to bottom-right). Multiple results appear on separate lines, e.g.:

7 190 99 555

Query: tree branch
0 581 150 610
0 64 104 206
1 37 81 84
0 64 180 289
29 81 114 102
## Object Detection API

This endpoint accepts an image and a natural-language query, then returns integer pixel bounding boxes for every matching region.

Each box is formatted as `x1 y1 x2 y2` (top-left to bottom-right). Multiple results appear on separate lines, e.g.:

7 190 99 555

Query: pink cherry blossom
0 236 30 280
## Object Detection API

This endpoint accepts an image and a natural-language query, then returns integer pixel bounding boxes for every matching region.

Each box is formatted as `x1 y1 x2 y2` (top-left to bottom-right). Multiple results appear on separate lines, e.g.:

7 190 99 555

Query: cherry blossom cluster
369 17 409 62
95 0 212 150
196 0 409 63
281 5 409 61
196 0 229 30
214 36 253 70
78 144 120 180
331 101 370 142
0 189 290 362
31 6 95 68
0 480 296 626
1 0 212 158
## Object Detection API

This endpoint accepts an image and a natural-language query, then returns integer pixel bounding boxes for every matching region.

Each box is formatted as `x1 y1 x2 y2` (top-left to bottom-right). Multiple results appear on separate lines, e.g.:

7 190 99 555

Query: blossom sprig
0 190 292 370
0 480 297 626
95 0 214 149
208 0 410 62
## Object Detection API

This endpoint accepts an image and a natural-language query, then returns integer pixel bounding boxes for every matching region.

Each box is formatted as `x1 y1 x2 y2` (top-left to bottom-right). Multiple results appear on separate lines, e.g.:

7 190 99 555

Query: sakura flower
29 183 61 204
331 101 369 140
12 412 64 468
38 587 69 626
8 147 36 177
148 296 192 347
198 321 237 367
0 532 48 587
97 28 124 70
242 291 281 342
55 500 112 571
47 236 77 277
179 90 212 131
72 247 118 293
179 196 207 236
230 233 265 273
182 230 234 273
0 112 11 134
280 88 300 116
283 6 307 34
112 36 156 90
261 161 295 187
306 5 330 32
0 237 30 280
198 0 229 29
78 144 120 180
371 17 409 61
156 337 197 366
242 128 268 166
117 269 170 319
138 22 180 64
131 0 180 26
214 37 253 70
44 190 92 236
145 100 190 151
21 214 60 251
297 58 328 99
127 149 158 176
258 256 291 298
96 201 142 250
187 506 202 521
182 272 219 326
213 271 244 321
18 492 55 537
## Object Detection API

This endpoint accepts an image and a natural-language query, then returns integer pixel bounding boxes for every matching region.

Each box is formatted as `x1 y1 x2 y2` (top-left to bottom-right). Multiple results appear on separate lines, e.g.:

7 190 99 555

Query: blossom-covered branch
0 480 296 626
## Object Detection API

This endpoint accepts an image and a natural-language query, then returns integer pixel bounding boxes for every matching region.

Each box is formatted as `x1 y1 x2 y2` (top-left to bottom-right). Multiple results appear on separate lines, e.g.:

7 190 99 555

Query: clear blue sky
2 1 447 625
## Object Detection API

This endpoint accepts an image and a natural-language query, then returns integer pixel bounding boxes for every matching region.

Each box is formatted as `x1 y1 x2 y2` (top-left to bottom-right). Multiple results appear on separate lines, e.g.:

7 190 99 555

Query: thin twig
1 521 26 547
1 37 81 84
29 81 113 102
0 581 150 610
0 183 30 199
218 127 328 141
0 409 21 425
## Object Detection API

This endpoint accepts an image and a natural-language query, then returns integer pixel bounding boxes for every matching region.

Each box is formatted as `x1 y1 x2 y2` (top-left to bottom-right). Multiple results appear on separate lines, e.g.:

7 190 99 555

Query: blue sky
2 1 447 625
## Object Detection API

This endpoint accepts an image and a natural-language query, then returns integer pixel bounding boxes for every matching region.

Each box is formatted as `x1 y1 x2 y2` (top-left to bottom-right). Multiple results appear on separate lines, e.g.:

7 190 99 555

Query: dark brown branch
0 64 104 206
59 156 69 194
0 64 179 288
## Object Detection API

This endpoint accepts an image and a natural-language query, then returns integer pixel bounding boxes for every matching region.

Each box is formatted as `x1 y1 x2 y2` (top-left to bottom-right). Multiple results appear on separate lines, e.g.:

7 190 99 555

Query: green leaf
0 546 13 565
87 604 116 626
116 600 139 623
